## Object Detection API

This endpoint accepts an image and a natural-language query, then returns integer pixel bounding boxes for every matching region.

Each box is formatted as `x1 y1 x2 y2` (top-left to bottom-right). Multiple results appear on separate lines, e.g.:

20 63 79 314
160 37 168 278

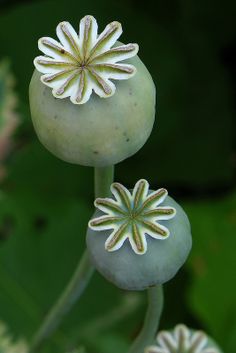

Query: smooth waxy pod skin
29 54 155 167
86 193 192 291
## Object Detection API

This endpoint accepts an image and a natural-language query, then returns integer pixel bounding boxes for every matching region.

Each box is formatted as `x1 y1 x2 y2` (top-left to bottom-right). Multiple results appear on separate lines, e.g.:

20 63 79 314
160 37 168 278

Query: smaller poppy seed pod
86 180 192 291
29 16 155 167
145 324 223 353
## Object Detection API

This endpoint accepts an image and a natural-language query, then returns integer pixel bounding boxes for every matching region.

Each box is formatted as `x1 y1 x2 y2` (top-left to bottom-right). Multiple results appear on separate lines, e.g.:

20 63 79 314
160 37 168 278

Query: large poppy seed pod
29 16 155 167
145 324 223 353
86 180 192 291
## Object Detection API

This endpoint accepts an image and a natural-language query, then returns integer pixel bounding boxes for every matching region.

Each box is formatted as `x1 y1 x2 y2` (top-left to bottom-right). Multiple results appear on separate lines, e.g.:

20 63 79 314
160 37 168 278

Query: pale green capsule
29 53 155 167
86 194 192 290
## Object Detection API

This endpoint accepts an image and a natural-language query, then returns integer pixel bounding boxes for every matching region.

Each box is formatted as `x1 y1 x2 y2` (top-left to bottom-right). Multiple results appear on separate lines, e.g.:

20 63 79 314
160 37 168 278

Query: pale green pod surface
86 195 192 291
29 54 155 167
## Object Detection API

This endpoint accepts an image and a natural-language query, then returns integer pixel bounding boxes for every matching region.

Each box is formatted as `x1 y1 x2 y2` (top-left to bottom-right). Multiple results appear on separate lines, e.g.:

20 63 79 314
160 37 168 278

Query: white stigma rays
145 324 221 353
34 16 139 104
89 179 176 255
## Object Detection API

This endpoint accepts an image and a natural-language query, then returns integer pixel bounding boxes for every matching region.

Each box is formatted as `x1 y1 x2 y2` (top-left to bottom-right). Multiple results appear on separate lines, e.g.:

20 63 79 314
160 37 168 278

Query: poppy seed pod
86 180 192 291
29 16 156 167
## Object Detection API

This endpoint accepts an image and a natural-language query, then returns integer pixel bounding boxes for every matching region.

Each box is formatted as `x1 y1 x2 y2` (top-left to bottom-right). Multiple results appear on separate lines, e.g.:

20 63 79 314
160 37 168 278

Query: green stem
128 285 164 353
94 166 114 198
30 251 93 352
30 165 114 352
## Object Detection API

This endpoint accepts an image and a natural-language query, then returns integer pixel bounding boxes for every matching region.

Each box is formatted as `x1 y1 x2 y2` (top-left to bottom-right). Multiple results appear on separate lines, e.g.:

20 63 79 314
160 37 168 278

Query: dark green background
0 1 235 352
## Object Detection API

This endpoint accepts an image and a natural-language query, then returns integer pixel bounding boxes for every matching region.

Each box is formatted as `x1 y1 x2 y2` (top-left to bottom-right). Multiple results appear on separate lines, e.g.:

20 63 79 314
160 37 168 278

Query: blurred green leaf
0 140 92 337
86 332 129 353
184 191 236 353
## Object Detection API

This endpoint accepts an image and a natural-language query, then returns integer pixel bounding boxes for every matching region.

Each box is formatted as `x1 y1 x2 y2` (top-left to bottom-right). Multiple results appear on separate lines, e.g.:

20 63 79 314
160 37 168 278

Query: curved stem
30 165 114 352
128 285 164 353
30 251 93 352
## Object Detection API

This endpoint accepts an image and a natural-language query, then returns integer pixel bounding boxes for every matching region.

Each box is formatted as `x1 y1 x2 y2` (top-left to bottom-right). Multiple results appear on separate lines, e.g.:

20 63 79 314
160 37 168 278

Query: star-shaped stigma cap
86 179 192 290
34 15 139 104
89 179 176 255
145 324 222 353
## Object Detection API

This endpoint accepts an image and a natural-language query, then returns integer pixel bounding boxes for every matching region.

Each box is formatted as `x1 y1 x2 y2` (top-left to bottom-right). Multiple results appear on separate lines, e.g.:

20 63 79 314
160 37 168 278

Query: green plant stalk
128 285 164 353
30 165 114 352
94 166 114 198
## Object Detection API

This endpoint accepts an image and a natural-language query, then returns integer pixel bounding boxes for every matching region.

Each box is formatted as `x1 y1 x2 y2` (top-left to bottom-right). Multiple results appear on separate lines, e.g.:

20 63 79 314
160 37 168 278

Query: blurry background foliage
0 0 235 352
